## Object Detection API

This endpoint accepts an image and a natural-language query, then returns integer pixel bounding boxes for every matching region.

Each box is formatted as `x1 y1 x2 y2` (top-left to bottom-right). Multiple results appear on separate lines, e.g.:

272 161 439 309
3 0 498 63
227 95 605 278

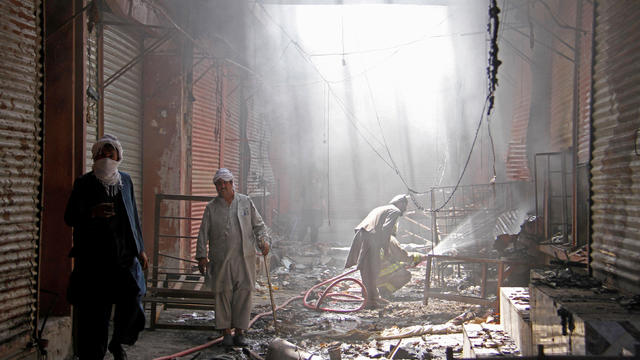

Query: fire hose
302 268 368 313
152 268 367 360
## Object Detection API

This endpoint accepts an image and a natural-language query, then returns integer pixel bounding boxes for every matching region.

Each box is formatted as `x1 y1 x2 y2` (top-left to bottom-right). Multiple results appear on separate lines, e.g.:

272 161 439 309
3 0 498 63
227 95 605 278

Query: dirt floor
113 240 494 360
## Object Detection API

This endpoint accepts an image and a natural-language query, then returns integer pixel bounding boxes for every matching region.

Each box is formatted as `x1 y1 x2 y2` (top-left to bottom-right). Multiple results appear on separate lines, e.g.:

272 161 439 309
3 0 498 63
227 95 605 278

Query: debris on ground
462 323 520 357
137 237 497 360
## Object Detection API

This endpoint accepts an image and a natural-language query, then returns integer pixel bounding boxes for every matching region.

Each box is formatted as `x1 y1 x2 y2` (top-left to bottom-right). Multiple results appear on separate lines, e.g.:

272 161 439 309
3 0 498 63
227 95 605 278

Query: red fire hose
302 268 368 312
152 268 366 360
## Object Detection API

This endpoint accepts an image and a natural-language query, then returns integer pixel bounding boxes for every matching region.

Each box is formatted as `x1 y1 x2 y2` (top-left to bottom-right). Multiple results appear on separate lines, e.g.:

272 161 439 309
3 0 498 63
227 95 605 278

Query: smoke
242 1 510 244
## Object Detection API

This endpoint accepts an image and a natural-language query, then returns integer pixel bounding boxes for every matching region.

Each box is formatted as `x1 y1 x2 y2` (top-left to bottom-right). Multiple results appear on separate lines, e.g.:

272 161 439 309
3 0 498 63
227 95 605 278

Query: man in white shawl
196 168 269 347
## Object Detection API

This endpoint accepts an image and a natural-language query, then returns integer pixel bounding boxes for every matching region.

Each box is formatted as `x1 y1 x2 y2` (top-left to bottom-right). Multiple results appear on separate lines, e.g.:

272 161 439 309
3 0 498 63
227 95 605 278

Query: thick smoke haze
244 1 514 244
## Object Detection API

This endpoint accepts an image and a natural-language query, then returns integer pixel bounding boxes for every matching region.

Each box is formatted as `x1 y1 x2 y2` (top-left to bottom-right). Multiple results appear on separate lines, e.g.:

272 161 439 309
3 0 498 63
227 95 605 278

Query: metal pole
586 0 597 276
571 0 584 248
431 188 438 246
264 255 278 333
561 152 568 242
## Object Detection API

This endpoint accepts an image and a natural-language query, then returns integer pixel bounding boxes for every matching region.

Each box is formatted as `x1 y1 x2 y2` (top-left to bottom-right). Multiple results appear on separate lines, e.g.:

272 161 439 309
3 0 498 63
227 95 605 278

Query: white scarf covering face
93 158 122 196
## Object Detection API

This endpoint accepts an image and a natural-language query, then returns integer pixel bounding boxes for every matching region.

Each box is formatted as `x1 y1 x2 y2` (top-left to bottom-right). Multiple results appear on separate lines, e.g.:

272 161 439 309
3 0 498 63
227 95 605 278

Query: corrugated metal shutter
190 59 221 258
577 2 594 164
103 24 143 213
549 2 577 152
247 105 274 197
222 66 242 184
86 27 98 171
506 60 532 181
590 0 640 293
0 0 41 355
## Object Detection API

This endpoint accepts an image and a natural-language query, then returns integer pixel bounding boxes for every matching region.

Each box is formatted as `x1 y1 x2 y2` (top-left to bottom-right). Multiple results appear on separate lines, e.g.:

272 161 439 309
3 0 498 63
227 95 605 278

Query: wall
590 0 640 294
41 0 86 317
142 39 188 267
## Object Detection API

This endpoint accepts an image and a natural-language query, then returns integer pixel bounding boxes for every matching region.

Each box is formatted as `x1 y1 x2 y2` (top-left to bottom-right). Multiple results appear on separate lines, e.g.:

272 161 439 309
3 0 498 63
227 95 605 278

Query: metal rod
159 215 202 220
388 339 402 359
586 0 597 276
423 256 432 306
104 30 175 88
158 234 198 239
157 253 199 263
156 194 214 201
561 151 568 242
571 0 584 248
151 194 162 330
264 255 278 333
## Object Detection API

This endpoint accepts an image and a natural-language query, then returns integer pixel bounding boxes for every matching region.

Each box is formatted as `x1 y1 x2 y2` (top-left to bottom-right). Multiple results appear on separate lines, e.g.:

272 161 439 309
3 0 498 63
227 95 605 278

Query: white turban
213 168 234 184
91 134 123 161
389 194 408 207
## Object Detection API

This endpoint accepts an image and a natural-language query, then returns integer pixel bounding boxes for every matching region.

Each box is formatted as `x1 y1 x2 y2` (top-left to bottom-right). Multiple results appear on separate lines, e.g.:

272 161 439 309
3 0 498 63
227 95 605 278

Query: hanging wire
534 0 587 34
255 2 502 215
485 0 502 181
412 95 491 212
256 3 395 169
325 83 332 226
487 0 502 117
363 69 413 191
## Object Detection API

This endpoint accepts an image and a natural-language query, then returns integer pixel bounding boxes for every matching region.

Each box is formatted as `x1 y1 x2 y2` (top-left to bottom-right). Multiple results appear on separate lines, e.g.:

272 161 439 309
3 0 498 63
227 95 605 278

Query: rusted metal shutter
222 66 242 186
590 0 640 293
549 2 578 152
190 59 221 258
577 2 594 164
103 24 143 212
0 0 41 356
85 27 99 172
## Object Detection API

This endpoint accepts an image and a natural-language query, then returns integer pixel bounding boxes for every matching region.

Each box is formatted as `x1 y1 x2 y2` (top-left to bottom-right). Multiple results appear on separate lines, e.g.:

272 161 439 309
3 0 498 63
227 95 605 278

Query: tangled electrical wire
408 0 502 214
487 0 502 116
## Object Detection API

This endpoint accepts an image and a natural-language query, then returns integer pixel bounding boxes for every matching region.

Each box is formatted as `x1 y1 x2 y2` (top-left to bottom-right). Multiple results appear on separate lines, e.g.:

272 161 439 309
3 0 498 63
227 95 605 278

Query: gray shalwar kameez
196 194 266 330
345 204 402 302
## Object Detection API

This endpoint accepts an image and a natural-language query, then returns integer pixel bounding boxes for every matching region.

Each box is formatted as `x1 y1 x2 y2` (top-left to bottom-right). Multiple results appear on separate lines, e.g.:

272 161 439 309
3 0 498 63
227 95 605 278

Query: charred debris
140 206 593 360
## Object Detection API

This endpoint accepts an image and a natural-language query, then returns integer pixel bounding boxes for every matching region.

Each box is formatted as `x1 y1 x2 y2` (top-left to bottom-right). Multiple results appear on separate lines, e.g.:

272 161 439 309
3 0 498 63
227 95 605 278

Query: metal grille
102 24 143 214
590 0 640 293
0 0 41 355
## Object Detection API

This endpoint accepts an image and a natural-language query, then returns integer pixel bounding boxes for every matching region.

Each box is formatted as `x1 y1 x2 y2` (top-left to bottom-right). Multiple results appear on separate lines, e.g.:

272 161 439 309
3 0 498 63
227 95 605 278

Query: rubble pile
462 323 520 357
532 268 602 289
144 237 499 359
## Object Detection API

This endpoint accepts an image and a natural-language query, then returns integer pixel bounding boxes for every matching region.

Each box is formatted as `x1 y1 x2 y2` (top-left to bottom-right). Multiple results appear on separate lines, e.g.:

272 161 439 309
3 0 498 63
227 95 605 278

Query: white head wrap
213 168 234 184
389 194 408 208
91 134 123 161
91 134 123 196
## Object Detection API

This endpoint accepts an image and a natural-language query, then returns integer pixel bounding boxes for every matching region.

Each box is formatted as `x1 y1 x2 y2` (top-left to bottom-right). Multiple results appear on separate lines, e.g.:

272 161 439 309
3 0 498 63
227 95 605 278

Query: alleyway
124 238 487 360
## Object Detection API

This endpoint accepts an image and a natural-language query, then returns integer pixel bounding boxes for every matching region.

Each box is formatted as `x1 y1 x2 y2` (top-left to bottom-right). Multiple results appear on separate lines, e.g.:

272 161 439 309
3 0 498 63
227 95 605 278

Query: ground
113 241 491 360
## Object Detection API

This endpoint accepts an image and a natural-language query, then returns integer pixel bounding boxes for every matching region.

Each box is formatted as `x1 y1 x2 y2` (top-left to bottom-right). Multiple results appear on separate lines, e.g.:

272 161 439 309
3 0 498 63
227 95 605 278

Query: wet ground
112 240 491 360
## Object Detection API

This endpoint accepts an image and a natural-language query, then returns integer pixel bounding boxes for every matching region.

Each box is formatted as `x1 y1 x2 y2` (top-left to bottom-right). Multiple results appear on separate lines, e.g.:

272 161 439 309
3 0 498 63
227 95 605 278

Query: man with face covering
195 168 269 347
345 194 409 309
65 134 148 360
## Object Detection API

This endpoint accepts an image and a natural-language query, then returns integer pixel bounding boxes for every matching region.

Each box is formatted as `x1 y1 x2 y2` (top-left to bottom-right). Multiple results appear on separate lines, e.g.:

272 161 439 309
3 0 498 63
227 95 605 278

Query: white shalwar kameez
196 195 266 330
